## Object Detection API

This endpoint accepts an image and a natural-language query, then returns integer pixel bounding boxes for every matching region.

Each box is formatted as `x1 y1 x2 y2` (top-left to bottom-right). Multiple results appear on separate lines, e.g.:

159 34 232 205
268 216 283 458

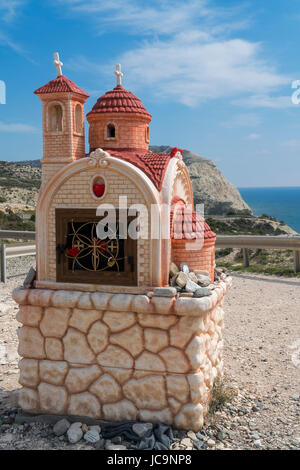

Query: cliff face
1 147 251 216
150 146 252 215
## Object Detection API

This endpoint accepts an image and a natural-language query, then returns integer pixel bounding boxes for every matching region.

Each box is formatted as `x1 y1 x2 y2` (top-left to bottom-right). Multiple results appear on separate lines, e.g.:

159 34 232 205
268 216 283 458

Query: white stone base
13 277 231 431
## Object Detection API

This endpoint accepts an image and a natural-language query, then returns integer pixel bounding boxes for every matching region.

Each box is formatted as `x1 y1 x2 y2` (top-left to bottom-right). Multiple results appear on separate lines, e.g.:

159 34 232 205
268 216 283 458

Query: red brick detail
87 85 151 118
170 203 216 240
87 113 151 153
172 239 215 282
34 75 89 98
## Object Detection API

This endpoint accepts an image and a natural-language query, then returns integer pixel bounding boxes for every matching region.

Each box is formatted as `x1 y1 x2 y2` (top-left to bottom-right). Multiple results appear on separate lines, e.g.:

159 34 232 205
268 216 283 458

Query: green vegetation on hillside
206 216 289 235
0 209 35 231
0 161 41 190
216 248 300 278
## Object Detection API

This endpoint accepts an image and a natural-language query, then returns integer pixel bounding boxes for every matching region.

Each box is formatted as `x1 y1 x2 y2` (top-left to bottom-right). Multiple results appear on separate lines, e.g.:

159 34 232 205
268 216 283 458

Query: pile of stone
53 419 106 447
52 419 152 450
169 262 227 298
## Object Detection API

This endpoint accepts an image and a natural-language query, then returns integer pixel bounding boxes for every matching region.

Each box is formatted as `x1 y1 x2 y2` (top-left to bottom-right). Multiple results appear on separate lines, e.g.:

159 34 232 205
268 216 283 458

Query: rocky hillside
0 161 40 212
150 146 251 215
0 149 251 216
0 153 296 235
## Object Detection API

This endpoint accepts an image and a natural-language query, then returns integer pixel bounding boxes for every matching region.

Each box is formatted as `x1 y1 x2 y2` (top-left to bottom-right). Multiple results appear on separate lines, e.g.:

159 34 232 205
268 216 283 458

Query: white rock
207 438 216 447
175 272 189 288
132 422 153 437
70 422 82 428
187 272 198 283
153 287 177 297
105 443 127 450
53 418 70 436
89 425 101 433
170 262 179 276
185 280 199 293
187 430 197 441
195 274 211 286
84 429 100 443
194 270 210 277
67 423 83 443
180 263 189 273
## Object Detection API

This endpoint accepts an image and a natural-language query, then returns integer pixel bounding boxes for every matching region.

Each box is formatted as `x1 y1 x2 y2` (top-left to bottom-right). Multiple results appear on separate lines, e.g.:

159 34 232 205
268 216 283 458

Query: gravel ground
0 257 299 450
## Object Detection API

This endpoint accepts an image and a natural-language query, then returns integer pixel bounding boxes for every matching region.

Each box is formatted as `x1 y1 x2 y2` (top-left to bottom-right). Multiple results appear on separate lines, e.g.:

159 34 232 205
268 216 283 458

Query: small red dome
170 202 216 241
34 75 89 97
87 85 151 118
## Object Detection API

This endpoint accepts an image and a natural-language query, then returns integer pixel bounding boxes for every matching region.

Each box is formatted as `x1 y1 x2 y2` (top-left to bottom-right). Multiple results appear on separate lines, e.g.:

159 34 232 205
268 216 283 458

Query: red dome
170 202 216 241
34 75 89 97
87 85 151 118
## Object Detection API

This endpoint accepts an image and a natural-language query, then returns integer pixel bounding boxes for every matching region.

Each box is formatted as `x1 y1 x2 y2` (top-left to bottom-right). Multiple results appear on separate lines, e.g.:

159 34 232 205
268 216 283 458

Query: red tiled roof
100 149 170 191
34 75 89 97
170 201 216 240
87 85 151 118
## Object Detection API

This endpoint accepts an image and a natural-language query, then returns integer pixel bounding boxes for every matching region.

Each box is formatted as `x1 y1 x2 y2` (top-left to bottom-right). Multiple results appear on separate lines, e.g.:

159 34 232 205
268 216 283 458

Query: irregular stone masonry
13 277 231 432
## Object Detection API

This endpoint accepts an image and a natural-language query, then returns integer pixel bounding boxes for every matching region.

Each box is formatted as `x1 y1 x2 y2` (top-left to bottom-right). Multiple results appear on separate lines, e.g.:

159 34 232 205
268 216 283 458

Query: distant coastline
239 186 300 234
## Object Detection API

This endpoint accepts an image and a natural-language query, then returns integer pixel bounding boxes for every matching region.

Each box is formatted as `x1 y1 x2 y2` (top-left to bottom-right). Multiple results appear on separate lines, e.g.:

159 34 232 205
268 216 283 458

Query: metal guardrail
216 235 300 272
1 231 300 283
0 230 36 283
0 230 35 241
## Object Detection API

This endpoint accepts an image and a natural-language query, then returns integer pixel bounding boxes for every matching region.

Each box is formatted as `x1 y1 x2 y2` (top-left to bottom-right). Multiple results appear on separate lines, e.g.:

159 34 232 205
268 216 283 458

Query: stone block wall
13 277 231 431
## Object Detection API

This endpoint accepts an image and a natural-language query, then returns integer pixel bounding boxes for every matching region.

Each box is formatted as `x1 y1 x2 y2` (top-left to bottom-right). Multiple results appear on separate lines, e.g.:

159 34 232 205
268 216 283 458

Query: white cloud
118 36 288 106
0 31 25 54
60 0 289 107
256 149 271 156
0 2 34 60
246 133 260 140
0 122 38 133
221 113 262 128
233 94 294 109
281 139 300 148
58 0 214 36
0 0 24 23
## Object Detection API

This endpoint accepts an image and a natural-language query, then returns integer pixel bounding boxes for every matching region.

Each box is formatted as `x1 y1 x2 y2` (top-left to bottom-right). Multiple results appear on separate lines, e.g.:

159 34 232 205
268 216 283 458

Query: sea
239 187 300 235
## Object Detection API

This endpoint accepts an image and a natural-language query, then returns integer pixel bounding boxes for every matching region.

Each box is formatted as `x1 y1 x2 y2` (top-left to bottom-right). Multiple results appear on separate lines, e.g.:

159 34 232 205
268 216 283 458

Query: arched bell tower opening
48 103 63 132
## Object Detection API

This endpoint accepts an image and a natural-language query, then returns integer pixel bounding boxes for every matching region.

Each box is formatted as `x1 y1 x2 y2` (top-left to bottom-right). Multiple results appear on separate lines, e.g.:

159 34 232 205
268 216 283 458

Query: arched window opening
146 126 149 142
75 104 82 134
107 124 116 139
49 104 63 132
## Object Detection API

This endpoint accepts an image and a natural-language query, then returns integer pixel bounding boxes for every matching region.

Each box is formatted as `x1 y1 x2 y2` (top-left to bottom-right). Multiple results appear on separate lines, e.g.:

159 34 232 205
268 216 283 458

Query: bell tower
34 52 89 186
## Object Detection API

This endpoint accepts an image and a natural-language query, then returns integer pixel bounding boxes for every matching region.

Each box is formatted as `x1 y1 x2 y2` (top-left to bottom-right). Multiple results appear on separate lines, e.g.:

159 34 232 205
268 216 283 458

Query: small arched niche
145 125 150 143
75 104 83 134
92 176 106 199
48 103 63 132
107 123 116 139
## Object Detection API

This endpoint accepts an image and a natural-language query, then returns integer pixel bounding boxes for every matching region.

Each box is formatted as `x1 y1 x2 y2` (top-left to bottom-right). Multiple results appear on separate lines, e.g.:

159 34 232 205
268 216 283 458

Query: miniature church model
13 53 231 431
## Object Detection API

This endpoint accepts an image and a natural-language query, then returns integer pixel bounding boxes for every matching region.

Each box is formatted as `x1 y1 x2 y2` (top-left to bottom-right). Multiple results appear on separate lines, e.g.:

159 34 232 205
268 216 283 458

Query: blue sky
0 0 300 187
